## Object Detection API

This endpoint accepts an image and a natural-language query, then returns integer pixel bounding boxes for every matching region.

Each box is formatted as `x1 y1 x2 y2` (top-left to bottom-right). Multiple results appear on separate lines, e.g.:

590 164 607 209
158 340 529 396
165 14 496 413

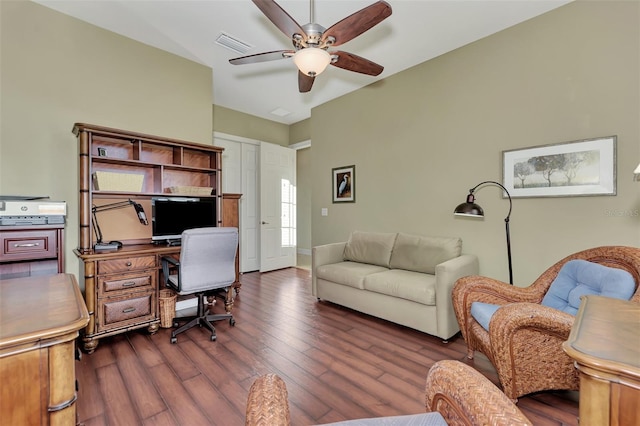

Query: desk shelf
74 123 224 252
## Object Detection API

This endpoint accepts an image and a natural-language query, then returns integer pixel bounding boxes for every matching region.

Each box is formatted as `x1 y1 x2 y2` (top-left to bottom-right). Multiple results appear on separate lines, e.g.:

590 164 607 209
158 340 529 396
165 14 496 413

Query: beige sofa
312 231 479 341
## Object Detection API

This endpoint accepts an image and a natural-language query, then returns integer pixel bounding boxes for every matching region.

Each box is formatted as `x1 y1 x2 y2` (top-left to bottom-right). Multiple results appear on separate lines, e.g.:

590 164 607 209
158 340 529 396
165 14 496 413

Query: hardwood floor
76 267 579 425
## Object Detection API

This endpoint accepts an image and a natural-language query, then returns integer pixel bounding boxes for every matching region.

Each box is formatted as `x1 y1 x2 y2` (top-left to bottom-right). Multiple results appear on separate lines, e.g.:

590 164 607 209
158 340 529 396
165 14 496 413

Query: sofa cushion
389 233 462 274
363 269 437 305
541 259 636 315
316 262 389 290
343 231 398 268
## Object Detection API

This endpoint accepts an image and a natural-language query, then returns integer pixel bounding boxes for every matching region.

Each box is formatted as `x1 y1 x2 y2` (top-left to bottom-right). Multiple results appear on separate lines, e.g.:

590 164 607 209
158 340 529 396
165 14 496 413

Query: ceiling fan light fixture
293 48 331 77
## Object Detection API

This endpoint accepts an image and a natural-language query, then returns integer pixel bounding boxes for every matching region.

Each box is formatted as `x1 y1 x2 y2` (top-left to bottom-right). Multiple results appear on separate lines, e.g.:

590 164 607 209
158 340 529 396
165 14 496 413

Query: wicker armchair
452 245 640 401
245 360 532 426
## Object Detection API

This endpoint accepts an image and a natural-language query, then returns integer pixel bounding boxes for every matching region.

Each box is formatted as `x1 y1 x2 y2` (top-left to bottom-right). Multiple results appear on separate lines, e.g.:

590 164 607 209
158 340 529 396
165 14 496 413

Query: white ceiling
34 0 572 125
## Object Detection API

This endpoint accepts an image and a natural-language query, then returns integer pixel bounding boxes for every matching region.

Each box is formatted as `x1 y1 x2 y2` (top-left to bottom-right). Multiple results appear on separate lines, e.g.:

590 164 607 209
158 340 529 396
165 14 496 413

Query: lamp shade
453 194 484 217
293 48 331 77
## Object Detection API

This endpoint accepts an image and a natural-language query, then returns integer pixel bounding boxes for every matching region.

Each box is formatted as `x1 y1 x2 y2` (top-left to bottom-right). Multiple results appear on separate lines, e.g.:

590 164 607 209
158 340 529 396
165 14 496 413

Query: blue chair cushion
470 302 501 331
541 259 635 315
471 260 636 331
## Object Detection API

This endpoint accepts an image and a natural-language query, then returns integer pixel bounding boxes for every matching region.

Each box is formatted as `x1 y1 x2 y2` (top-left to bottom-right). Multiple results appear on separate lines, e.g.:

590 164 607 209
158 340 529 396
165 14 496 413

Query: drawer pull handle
14 243 39 247
48 393 77 412
122 307 136 313
122 281 136 287
126 262 132 267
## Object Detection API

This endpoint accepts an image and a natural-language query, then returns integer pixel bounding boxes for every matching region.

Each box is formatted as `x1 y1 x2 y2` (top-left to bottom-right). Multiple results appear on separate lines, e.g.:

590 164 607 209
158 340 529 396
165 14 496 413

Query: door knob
261 221 269 225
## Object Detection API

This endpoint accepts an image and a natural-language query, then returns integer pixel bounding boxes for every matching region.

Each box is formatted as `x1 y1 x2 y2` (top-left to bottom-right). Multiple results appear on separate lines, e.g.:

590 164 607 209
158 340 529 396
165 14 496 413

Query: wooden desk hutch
73 124 240 353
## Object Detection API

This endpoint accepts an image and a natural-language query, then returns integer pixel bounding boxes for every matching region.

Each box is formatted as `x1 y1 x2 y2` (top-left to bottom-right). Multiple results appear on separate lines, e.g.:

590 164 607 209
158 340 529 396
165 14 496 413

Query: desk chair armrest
161 256 180 287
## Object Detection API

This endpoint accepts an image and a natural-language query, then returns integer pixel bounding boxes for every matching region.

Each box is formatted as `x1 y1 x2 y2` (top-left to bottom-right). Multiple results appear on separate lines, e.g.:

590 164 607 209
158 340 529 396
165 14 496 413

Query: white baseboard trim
297 248 311 256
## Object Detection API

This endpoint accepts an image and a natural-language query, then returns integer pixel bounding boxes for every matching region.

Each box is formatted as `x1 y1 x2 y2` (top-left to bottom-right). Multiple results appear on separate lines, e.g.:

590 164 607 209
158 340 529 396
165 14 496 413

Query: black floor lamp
453 180 513 284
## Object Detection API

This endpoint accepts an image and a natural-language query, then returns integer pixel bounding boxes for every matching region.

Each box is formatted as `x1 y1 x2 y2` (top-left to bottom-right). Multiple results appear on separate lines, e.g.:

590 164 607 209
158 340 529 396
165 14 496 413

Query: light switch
321 208 328 216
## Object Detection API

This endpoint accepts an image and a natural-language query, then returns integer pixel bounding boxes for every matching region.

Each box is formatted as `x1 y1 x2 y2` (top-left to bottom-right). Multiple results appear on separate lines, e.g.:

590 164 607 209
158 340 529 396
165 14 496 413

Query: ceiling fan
229 0 392 93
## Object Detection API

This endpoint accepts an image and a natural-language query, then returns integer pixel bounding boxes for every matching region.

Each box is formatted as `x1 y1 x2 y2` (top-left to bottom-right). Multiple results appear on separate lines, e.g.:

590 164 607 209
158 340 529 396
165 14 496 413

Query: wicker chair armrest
452 275 541 344
489 303 575 341
487 303 576 399
454 275 542 306
426 360 532 426
246 374 291 426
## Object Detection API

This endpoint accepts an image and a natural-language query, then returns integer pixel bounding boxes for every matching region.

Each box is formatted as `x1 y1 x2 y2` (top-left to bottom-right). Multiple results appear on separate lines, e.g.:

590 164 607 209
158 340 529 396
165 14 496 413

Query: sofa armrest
312 242 347 296
434 254 479 340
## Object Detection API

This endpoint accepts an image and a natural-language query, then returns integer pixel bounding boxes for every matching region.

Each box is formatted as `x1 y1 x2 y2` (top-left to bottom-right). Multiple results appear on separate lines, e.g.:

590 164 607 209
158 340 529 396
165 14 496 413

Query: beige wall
311 1 640 285
212 105 289 146
296 147 312 252
290 119 312 252
0 1 213 277
290 118 310 144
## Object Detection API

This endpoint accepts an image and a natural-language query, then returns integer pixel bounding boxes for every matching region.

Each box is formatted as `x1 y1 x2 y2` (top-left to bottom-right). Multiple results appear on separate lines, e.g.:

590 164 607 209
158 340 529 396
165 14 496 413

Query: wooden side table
0 273 90 425
563 295 640 426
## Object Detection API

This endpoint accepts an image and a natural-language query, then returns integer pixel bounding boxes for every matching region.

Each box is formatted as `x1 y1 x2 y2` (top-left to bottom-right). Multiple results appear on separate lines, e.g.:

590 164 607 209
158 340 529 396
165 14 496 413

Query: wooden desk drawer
98 272 153 296
0 230 57 262
96 292 155 332
97 255 156 275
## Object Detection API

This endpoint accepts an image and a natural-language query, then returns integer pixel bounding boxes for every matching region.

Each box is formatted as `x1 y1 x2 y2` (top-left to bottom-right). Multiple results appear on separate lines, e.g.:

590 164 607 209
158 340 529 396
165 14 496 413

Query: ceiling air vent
216 32 252 55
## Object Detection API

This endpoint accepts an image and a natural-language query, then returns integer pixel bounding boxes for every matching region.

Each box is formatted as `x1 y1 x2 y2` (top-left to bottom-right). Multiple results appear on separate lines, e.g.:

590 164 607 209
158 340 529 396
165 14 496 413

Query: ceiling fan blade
229 50 294 65
321 1 392 47
331 51 384 76
298 71 315 93
252 0 307 41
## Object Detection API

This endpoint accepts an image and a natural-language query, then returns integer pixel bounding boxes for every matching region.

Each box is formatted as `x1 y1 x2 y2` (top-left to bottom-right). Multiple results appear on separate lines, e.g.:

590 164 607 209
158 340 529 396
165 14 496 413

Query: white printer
0 197 66 226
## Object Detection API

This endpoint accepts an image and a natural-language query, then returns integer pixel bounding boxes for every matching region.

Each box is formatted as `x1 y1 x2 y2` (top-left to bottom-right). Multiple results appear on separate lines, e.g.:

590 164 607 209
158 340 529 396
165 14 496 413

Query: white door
241 143 260 272
214 133 260 273
260 142 296 272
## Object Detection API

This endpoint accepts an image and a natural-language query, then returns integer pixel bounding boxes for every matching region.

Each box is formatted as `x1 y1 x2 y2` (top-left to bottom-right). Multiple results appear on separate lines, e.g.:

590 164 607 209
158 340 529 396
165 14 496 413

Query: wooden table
0 273 90 425
563 295 640 426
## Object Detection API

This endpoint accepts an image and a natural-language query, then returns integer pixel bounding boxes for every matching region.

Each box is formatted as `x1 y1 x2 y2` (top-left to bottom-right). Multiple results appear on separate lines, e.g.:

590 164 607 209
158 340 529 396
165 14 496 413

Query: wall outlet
321 208 328 216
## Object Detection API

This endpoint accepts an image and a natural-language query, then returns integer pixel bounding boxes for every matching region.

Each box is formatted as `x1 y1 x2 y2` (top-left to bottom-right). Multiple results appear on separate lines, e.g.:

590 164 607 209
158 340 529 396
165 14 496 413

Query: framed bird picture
332 165 355 203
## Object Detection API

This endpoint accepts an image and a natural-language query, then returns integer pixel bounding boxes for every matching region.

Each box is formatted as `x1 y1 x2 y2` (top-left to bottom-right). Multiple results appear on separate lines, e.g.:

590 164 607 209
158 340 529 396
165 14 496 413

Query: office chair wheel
170 337 177 344
210 335 217 342
230 318 236 326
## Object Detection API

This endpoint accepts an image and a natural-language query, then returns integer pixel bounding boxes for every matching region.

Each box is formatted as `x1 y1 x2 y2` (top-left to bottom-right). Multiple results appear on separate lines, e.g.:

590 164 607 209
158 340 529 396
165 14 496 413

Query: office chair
161 227 238 343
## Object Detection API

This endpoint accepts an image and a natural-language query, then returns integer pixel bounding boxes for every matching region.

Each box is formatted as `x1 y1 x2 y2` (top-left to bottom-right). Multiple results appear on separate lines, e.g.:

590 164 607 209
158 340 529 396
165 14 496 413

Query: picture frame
332 165 355 203
502 136 616 198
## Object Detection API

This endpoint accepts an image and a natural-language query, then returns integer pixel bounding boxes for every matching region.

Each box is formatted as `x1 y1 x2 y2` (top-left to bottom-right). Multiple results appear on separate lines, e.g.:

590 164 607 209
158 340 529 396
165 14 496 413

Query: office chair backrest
179 227 238 294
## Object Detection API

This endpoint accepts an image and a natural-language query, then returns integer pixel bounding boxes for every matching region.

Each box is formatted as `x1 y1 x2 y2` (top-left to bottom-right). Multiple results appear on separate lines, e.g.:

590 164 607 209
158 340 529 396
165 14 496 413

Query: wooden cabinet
76 248 160 353
563 295 640 426
222 193 242 293
0 274 90 425
73 124 240 352
0 224 64 280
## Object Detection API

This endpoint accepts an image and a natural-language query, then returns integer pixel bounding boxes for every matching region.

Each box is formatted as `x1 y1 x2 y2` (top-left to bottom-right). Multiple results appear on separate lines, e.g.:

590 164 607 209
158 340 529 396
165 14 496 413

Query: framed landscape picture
503 136 616 198
332 165 355 203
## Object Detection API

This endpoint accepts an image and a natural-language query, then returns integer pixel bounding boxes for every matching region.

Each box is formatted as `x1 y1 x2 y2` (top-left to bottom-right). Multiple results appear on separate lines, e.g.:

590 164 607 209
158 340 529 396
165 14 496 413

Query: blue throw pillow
541 259 636 315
